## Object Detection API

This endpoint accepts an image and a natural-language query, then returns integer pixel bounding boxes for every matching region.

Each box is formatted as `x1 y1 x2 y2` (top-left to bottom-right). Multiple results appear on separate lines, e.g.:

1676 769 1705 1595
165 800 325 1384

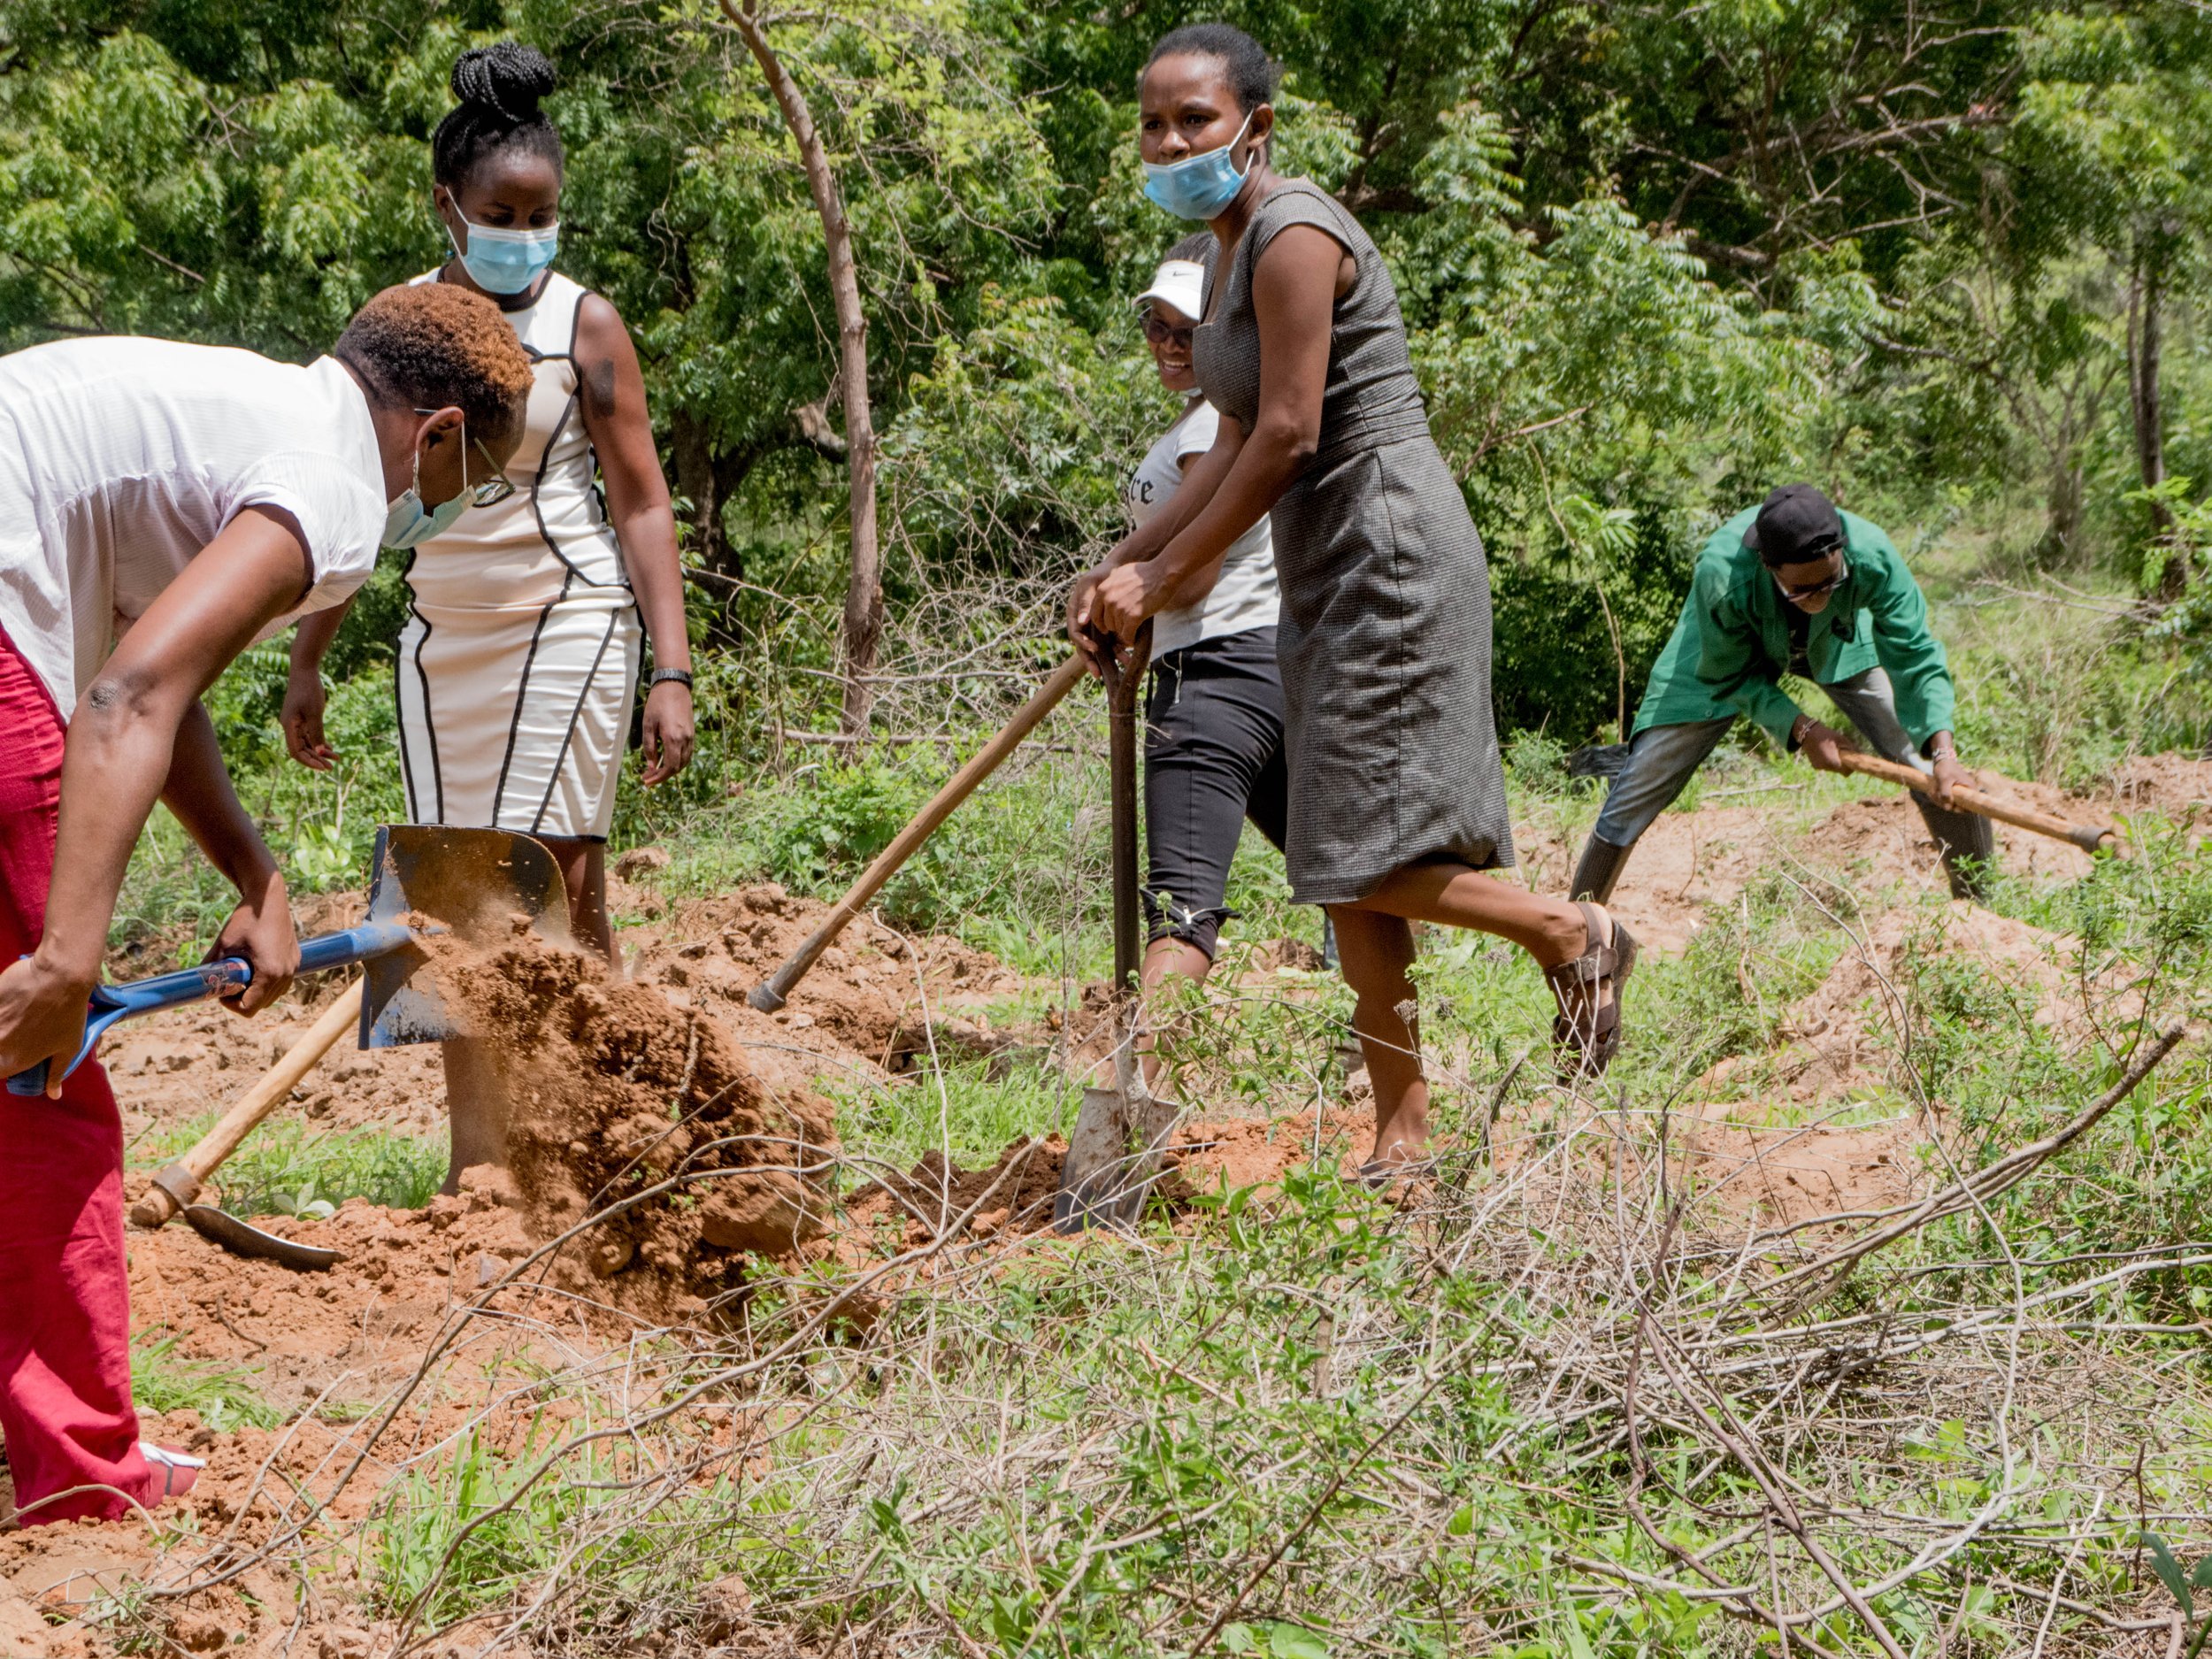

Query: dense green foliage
7 0 2212 767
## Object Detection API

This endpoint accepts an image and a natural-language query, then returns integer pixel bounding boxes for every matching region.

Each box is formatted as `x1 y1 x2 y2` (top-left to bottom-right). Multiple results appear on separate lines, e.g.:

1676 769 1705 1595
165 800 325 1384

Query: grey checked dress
1193 180 1513 904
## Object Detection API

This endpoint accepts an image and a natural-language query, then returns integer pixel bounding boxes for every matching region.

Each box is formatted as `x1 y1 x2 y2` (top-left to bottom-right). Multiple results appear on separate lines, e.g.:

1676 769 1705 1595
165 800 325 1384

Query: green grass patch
133 1117 446 1218
130 1333 282 1432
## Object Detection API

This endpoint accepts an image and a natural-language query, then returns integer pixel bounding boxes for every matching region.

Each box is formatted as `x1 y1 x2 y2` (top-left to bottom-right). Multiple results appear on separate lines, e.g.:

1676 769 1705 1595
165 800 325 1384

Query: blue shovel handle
7 922 414 1097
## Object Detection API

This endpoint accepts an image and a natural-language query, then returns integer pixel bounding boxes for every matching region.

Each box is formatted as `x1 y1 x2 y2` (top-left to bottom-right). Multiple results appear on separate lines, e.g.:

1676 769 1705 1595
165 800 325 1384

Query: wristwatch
649 667 694 690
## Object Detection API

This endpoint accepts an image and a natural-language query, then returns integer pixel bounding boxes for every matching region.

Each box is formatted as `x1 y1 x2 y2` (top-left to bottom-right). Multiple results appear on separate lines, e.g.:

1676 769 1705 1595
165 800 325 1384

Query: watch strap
649 667 694 690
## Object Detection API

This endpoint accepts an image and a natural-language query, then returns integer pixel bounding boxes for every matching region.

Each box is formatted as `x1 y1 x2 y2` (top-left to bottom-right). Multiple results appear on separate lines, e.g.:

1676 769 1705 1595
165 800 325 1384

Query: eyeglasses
1143 315 1194 350
1774 549 1848 603
414 409 516 508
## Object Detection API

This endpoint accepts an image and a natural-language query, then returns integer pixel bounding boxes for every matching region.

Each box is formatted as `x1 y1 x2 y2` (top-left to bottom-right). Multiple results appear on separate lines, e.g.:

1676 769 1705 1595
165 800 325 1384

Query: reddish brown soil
421 926 841 1323
12 755 2200 1651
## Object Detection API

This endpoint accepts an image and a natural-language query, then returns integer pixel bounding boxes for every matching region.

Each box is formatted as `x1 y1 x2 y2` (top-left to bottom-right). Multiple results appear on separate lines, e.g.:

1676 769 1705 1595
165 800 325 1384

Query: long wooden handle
1099 623 1154 994
129 977 365 1228
1834 750 2118 856
750 654 1091 1011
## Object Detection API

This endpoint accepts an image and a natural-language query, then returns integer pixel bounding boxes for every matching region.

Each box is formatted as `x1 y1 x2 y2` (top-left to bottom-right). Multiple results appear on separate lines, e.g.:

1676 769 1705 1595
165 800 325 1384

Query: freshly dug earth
16 761 2191 1655
425 926 839 1323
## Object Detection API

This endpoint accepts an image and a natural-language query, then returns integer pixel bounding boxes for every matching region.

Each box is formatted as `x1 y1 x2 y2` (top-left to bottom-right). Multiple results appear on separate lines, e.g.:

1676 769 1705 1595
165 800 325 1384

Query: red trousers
0 627 149 1524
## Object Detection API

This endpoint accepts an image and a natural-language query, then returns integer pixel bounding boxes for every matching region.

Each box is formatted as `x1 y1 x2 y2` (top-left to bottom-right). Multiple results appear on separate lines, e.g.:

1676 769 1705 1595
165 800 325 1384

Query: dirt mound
1676 898 2139 1232
1171 1103 1378 1194
1770 902 2124 1104
1682 1114 1924 1234
853 1136 1070 1249
618 882 1027 1090
427 928 841 1323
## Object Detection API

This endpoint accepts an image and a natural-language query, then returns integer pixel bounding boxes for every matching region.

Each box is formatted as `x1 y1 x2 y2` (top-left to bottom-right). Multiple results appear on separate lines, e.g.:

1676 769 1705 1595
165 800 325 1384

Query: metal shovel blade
1055 1085 1137 1232
359 826 573 1049
180 1205 343 1272
1054 1082 1180 1233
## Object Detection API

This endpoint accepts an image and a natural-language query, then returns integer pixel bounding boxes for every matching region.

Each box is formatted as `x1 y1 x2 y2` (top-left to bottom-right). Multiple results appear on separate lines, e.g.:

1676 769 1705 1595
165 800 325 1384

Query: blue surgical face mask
1142 112 1255 220
382 439 474 549
450 211 559 295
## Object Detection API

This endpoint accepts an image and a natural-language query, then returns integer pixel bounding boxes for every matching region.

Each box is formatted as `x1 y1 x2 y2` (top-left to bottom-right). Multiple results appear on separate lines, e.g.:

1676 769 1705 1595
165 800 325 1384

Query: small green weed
130 1333 282 1432
133 1118 446 1217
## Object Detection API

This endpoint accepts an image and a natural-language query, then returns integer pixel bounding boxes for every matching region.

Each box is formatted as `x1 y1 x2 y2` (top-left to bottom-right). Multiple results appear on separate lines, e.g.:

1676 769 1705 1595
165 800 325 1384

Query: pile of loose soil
421 926 841 1324
1675 898 2141 1234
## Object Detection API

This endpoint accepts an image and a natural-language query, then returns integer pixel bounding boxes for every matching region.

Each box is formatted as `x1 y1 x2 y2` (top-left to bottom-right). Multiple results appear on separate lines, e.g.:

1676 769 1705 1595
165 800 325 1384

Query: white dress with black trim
396 269 643 842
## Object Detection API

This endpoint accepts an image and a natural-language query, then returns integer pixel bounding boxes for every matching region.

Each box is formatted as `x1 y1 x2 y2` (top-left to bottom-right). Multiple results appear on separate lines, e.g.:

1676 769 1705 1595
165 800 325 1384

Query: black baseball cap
1742 484 1843 567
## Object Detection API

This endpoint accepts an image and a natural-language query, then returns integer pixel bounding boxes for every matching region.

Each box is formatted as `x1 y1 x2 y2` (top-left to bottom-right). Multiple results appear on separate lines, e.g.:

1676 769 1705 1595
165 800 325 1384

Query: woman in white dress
283 42 695 1185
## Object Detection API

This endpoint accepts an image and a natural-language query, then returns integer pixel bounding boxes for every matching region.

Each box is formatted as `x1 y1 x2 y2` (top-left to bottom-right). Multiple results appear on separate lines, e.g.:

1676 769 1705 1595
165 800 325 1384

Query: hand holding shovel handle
1833 749 2120 856
750 653 1091 1012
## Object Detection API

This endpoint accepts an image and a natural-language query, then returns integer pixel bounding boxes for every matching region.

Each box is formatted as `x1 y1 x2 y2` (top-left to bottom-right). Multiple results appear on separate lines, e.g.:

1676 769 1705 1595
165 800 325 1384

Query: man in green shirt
1570 485 1993 904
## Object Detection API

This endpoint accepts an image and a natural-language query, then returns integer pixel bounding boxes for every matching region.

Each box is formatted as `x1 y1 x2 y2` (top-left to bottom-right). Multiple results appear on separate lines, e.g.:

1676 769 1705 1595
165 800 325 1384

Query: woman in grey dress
1072 22 1634 1171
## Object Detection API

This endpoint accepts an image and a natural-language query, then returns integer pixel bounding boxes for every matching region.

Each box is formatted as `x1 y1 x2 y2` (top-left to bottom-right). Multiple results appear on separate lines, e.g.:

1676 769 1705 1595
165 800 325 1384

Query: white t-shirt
1127 398 1279 656
0 337 387 718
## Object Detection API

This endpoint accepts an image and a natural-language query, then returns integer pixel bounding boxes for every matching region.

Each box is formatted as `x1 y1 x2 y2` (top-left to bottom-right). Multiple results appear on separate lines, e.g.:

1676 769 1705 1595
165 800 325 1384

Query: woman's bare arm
162 700 296 1014
577 295 695 786
1092 223 1341 640
282 598 353 769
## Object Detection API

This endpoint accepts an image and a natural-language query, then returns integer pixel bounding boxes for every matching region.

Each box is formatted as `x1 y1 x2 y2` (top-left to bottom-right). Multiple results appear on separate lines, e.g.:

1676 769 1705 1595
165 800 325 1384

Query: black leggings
1143 626 1288 959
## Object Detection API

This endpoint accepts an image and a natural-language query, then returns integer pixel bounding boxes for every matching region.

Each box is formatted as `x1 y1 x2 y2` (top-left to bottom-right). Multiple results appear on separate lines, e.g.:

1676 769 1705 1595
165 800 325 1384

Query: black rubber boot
1913 796 1996 902
1569 834 1635 905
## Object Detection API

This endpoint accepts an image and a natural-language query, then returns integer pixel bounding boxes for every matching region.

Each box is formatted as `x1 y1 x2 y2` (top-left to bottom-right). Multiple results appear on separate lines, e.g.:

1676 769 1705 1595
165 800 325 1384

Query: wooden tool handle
750 654 1091 1011
1100 622 1154 994
129 978 365 1229
1833 749 2118 856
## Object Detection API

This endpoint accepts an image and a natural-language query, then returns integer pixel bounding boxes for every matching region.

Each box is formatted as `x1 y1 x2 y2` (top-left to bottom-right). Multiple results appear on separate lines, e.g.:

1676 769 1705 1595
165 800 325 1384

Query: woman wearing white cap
1125 236 1285 1010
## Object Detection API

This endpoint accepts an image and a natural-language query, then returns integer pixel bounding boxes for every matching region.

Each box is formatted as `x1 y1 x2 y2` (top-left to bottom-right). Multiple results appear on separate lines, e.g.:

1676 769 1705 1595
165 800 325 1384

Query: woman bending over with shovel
1124 236 1288 1041
1071 24 1634 1175
282 43 696 1191
0 283 533 1524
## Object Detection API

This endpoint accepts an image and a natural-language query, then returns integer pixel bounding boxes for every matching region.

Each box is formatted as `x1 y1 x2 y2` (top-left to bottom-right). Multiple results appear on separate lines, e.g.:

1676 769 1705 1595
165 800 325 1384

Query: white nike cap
1134 258 1205 324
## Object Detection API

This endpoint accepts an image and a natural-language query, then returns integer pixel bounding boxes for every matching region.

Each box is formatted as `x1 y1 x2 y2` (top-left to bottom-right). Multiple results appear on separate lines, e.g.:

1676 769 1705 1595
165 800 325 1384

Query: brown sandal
1546 900 1637 1079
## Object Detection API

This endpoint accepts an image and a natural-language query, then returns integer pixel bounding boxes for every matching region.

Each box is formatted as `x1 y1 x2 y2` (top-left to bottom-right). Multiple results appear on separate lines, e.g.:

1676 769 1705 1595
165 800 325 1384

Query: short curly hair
334 283 534 449
1145 24 1280 113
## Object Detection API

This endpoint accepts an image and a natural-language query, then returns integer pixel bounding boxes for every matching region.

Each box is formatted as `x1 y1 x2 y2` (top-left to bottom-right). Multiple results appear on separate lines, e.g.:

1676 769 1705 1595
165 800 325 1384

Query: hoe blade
359 826 573 1049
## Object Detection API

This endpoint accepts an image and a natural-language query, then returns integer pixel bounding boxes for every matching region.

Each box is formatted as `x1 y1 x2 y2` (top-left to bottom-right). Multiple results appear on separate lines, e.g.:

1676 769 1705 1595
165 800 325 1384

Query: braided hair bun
433 42 564 188
451 42 554 121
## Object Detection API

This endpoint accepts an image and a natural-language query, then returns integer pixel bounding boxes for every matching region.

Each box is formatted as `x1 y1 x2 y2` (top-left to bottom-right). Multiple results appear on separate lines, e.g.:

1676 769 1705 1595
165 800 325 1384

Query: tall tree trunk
2044 457 2085 565
671 407 735 579
722 0 882 750
2128 230 2183 599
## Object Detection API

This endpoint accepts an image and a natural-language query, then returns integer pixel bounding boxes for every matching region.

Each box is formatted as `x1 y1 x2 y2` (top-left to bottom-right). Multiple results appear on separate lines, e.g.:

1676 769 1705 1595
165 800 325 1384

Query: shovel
1053 622 1176 1233
65 826 572 1268
750 653 1089 1012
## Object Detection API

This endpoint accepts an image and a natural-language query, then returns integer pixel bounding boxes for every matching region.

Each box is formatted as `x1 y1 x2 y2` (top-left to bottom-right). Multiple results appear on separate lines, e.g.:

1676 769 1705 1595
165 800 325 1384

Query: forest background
4 0 2211 930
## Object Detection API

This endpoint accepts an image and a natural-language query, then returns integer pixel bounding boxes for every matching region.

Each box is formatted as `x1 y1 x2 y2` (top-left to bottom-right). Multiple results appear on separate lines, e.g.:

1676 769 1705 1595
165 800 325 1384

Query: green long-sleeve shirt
1631 506 1957 749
